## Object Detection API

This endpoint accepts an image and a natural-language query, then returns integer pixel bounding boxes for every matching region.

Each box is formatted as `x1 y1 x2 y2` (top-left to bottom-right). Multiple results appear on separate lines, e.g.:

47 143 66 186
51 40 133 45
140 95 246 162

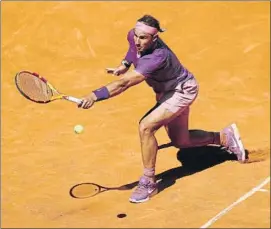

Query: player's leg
130 78 200 203
165 107 220 148
167 114 246 162
165 108 245 162
160 77 216 147
130 102 184 203
163 77 245 161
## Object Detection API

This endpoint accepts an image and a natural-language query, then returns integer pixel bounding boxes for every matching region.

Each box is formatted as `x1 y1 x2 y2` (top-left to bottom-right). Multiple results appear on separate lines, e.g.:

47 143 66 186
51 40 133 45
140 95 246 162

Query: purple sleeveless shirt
124 29 194 93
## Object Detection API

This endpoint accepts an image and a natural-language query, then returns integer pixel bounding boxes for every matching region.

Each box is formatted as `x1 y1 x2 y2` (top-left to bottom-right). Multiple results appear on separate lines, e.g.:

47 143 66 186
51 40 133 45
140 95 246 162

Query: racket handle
64 96 82 104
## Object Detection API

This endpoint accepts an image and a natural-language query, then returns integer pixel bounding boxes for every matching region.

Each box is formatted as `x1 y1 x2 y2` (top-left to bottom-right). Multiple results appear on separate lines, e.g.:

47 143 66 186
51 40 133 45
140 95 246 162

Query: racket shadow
69 181 138 199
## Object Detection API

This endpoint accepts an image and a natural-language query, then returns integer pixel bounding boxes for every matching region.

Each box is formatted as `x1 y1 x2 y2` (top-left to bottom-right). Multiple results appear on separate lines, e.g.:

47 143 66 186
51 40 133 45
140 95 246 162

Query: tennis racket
69 182 133 199
15 71 82 104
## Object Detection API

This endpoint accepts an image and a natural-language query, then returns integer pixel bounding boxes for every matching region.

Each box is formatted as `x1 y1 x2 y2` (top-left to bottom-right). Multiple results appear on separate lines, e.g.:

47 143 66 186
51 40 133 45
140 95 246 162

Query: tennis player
78 15 246 203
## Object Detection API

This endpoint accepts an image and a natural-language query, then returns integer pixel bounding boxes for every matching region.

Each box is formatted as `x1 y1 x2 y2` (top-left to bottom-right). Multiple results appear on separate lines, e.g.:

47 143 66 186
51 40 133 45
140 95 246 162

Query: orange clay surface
1 2 270 228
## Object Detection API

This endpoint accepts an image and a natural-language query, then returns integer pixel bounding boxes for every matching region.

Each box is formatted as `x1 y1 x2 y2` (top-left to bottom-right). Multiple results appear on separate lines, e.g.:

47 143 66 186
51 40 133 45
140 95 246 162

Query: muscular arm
89 70 146 102
106 70 146 97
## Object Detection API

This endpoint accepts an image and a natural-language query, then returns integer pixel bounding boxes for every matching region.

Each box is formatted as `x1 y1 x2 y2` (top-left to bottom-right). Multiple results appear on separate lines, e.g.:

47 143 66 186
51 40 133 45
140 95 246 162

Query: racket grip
64 96 83 104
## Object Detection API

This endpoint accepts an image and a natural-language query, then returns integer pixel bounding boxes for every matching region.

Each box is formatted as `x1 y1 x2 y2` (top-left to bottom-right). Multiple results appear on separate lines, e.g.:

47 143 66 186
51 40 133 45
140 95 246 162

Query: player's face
134 28 156 53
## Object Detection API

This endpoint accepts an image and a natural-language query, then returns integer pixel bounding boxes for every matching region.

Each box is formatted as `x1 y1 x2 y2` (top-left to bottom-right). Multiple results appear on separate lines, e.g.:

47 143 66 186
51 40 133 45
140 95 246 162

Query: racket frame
15 71 82 104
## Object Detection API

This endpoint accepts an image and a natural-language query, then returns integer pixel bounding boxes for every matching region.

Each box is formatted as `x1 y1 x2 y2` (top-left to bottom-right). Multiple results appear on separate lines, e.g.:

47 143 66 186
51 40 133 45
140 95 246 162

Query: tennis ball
74 124 84 134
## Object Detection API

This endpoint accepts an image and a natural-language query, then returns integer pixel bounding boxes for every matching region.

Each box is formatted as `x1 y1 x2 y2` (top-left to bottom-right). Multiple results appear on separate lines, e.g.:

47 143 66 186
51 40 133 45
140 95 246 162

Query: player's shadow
70 145 248 198
122 145 244 194
155 145 239 193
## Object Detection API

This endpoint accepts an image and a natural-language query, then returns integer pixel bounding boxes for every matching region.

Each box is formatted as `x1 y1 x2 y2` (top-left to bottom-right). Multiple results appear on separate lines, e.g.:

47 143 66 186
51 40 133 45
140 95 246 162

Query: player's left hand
106 65 128 76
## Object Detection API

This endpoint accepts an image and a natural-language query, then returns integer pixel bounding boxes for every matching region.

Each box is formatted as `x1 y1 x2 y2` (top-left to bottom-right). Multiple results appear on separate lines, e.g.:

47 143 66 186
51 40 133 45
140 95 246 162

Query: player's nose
135 37 140 45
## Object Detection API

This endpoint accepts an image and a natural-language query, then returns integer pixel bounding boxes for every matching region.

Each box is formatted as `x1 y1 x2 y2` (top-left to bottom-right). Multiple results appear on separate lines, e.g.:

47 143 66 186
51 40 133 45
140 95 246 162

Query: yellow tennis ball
74 124 84 134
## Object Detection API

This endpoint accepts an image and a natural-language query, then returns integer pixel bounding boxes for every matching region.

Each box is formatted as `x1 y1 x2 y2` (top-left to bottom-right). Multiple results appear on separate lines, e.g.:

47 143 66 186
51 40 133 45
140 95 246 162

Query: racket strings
16 72 53 102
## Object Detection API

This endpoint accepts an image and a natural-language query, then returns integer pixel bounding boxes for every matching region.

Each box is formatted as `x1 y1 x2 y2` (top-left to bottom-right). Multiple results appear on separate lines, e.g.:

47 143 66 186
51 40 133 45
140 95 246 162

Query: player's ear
152 34 158 42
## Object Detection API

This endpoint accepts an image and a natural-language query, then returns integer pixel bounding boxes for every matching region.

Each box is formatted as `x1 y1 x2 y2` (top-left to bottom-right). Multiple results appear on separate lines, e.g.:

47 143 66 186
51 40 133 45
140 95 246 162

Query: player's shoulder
154 47 168 56
138 48 168 66
150 47 168 62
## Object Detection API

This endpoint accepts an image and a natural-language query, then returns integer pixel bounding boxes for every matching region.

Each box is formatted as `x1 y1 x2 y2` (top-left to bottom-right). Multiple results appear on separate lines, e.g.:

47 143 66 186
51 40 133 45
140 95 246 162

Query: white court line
258 188 269 192
200 176 270 228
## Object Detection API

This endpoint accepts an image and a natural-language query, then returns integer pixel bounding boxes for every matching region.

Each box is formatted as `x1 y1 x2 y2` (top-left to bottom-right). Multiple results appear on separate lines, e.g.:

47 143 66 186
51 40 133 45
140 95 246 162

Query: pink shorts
157 77 199 114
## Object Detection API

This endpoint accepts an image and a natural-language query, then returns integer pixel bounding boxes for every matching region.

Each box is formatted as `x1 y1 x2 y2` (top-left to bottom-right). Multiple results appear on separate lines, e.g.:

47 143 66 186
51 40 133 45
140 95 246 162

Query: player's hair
137 15 164 32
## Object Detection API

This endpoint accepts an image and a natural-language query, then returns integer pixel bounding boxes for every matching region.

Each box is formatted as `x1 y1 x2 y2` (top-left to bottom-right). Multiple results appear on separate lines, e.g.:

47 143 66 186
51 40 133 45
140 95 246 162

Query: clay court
1 1 270 228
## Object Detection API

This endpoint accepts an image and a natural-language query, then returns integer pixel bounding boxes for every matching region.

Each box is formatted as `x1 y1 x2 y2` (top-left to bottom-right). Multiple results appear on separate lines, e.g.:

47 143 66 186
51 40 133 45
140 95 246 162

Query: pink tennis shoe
129 176 158 203
221 123 246 162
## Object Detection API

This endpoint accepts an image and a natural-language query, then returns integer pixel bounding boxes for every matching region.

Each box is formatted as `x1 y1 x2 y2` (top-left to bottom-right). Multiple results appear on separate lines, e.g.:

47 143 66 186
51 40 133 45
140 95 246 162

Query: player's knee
139 121 156 136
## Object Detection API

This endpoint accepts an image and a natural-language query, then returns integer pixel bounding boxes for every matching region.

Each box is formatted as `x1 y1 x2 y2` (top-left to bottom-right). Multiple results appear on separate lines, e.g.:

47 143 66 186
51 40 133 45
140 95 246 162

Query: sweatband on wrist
93 86 110 101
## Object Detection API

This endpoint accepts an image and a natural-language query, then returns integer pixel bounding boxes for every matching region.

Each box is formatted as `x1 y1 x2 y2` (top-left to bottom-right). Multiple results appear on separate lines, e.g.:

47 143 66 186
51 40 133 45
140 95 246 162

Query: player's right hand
78 93 96 109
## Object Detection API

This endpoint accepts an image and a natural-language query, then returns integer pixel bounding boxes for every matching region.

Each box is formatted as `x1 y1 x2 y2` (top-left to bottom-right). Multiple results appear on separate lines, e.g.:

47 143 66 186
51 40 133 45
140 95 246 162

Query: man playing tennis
78 15 246 203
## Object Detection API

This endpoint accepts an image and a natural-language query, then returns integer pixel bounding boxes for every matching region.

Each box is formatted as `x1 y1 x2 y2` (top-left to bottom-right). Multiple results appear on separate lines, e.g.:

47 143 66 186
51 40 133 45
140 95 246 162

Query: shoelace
134 181 152 194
